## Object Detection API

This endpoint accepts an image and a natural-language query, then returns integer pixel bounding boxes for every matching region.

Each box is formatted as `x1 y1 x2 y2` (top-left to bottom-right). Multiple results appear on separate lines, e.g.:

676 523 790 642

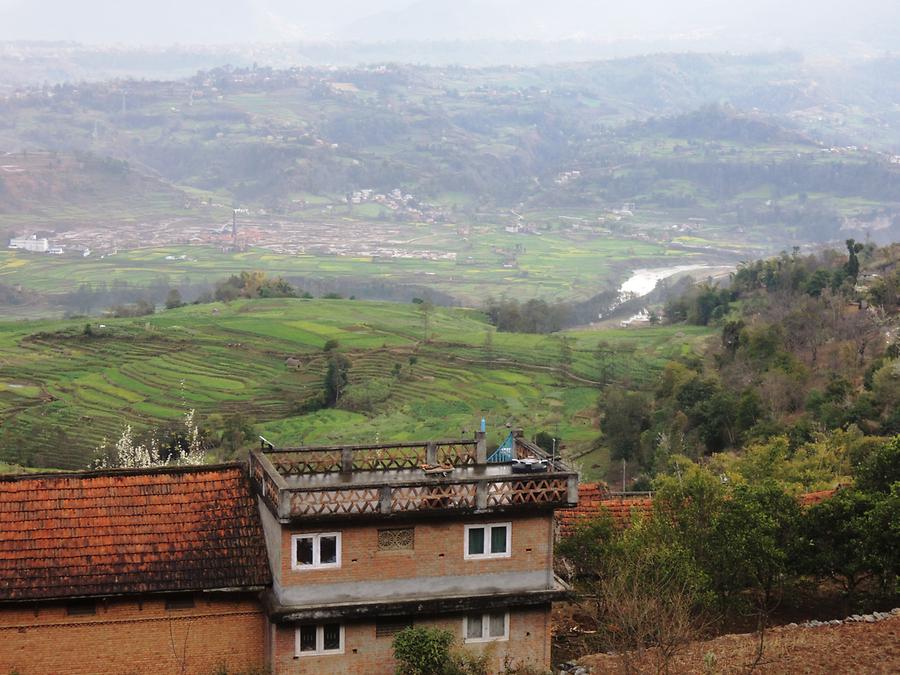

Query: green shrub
393 626 455 675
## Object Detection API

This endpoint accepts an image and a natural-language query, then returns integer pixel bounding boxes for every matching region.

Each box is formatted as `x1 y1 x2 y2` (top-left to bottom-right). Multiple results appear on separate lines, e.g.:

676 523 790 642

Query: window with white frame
464 611 509 643
291 532 341 570
464 523 511 559
295 623 344 656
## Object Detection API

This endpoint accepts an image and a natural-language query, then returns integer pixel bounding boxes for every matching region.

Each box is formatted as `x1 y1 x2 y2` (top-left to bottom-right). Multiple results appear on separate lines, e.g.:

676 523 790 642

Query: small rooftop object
512 457 549 473
250 429 578 524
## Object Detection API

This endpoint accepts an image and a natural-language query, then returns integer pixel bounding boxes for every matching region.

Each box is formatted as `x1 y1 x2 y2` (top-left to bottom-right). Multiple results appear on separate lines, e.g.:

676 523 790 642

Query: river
610 263 732 326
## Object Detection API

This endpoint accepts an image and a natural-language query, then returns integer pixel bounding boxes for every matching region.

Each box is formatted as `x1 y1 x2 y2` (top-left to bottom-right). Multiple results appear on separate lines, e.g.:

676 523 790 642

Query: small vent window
378 527 414 551
165 595 195 610
66 600 96 616
376 618 413 638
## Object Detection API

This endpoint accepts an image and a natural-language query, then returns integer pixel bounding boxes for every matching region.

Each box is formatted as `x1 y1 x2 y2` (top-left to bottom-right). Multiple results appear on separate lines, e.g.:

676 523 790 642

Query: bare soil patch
579 614 900 674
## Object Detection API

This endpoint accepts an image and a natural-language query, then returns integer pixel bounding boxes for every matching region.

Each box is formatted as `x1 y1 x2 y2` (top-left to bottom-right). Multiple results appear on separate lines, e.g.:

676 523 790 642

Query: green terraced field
0 298 711 479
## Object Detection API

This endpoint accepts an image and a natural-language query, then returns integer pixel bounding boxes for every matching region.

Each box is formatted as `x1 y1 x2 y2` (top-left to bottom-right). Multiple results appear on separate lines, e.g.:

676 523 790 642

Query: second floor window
292 532 341 570
464 523 511 559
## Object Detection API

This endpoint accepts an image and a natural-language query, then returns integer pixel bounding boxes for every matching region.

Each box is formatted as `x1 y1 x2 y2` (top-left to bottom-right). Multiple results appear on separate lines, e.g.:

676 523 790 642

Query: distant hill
0 151 187 235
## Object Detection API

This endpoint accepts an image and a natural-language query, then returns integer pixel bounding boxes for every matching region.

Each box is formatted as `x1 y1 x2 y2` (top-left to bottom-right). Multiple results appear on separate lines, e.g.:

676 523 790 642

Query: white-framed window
291 532 341 570
464 611 509 643
464 523 511 559
295 623 344 656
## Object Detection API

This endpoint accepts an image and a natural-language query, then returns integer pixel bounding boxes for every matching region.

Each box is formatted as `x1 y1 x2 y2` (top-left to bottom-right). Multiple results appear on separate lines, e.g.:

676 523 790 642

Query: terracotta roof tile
799 488 839 506
0 464 270 602
556 483 653 536
557 484 838 537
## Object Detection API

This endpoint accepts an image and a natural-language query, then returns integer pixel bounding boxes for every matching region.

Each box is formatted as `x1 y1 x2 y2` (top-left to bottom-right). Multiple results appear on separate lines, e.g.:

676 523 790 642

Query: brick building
250 430 577 674
0 433 577 674
0 464 271 675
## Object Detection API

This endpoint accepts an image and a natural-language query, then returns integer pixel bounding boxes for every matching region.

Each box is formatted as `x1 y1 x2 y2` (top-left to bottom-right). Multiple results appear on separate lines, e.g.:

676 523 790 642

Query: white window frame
463 611 510 643
291 532 342 570
464 522 511 560
294 623 345 656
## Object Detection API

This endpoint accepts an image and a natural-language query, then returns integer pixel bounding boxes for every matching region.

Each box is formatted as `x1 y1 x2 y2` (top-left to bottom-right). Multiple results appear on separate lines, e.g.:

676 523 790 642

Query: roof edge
0 586 268 605
0 460 245 483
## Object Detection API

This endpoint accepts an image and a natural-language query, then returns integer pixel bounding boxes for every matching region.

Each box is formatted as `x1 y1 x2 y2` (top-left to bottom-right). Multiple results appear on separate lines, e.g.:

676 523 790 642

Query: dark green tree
599 388 651 462
856 435 900 494
845 238 864 281
324 354 351 407
220 412 255 454
799 489 879 596
164 288 184 309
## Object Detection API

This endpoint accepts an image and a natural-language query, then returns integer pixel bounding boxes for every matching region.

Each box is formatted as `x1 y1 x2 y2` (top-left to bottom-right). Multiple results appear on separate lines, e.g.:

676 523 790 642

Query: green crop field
0 230 704 311
0 298 711 479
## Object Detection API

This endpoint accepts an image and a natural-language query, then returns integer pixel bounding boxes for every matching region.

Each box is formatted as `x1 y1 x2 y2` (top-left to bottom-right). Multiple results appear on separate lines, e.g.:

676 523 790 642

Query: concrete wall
270 604 552 675
0 595 266 675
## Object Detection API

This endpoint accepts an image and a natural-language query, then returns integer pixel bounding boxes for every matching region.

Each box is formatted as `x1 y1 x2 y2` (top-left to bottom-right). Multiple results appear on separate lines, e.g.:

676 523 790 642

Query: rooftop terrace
250 432 578 523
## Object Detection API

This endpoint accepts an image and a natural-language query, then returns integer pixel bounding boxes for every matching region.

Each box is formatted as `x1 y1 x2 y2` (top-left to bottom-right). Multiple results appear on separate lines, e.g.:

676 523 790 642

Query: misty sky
0 0 898 51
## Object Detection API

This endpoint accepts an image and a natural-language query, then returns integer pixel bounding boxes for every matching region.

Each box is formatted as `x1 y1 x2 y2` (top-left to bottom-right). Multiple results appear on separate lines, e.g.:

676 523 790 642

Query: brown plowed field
580 614 900 674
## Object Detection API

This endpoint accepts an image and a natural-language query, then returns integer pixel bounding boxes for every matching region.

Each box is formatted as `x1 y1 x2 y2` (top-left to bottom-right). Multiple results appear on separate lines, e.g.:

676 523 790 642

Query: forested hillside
597 242 900 492
558 245 900 671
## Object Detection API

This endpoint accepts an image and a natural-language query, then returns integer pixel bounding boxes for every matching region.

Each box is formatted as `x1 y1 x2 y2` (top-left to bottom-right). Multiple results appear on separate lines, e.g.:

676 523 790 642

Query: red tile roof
799 488 839 506
556 483 653 536
557 483 839 537
0 464 270 602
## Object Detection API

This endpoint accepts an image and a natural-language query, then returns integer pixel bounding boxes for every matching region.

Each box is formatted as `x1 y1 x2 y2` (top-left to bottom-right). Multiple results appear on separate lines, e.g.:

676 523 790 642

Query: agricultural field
0 230 705 312
0 298 711 477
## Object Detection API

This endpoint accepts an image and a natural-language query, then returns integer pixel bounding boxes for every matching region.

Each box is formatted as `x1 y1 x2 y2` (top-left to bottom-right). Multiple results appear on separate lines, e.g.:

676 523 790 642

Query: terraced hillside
0 299 710 475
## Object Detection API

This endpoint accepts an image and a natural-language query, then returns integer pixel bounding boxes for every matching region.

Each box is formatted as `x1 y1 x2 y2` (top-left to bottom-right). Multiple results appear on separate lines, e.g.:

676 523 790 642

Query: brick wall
0 594 266 675
270 604 552 675
280 514 554 585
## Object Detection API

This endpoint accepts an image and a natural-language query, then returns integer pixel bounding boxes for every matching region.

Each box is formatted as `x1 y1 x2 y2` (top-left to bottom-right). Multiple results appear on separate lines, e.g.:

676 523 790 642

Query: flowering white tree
180 409 206 465
95 409 207 469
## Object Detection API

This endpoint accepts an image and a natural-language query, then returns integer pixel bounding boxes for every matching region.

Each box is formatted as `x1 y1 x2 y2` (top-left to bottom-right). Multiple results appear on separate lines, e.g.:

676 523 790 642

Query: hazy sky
0 0 897 50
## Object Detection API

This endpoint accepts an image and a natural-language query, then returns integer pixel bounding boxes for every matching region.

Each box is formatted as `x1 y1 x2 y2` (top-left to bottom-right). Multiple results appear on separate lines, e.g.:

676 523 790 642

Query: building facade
250 431 577 674
0 433 577 674
8 235 49 252
0 465 271 675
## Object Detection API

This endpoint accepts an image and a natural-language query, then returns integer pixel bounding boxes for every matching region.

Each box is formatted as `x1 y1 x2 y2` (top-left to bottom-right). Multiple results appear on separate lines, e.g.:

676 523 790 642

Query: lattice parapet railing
250 451 283 503
352 445 428 471
390 482 477 512
289 487 382 517
276 475 573 518
269 450 343 475
264 441 478 476
436 443 478 466
485 477 569 508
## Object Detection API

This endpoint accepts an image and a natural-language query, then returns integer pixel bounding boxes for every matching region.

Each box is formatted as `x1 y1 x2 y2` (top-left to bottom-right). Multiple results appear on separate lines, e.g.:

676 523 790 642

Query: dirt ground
578 614 900 674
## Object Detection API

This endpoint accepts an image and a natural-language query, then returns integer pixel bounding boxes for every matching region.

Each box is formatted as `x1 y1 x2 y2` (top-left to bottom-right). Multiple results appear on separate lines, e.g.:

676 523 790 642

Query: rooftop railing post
567 474 579 505
341 447 353 474
476 480 488 510
379 485 392 514
426 441 437 465
475 431 487 464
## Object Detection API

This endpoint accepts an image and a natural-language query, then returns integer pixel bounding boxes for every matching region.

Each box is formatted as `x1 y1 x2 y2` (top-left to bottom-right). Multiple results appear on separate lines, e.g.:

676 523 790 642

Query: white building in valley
8 235 49 253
